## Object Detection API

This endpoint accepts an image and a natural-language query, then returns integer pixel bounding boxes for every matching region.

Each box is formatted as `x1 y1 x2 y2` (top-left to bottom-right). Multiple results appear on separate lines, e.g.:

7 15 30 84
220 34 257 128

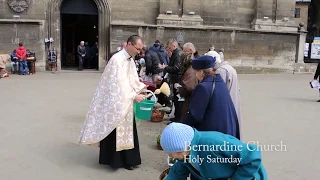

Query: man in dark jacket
159 39 182 122
149 40 169 65
91 42 98 69
141 46 160 82
84 42 92 69
77 41 86 71
149 40 161 52
314 62 320 102
157 44 170 65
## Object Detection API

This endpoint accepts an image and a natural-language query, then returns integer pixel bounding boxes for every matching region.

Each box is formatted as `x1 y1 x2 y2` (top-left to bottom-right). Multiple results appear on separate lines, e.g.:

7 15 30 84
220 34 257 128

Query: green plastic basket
134 90 156 120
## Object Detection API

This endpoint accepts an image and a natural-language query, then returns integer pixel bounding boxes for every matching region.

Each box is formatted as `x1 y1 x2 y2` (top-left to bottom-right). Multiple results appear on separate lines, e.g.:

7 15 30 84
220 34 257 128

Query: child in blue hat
160 123 267 180
139 58 146 80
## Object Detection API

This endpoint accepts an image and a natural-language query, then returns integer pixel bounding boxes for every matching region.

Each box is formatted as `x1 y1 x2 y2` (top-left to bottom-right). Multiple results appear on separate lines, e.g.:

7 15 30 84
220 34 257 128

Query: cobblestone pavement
0 72 318 180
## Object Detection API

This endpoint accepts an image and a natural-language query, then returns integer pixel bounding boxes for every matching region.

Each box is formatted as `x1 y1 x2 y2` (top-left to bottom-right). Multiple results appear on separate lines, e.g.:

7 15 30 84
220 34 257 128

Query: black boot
124 166 134 170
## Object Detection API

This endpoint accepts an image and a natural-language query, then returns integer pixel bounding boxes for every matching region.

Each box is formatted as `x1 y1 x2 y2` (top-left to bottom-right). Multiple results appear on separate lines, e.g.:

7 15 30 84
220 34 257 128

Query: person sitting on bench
0 54 10 78
10 50 19 73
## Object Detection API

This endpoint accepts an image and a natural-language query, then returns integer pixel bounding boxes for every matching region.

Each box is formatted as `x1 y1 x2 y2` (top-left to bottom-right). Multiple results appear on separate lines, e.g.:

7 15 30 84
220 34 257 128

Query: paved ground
0 72 319 180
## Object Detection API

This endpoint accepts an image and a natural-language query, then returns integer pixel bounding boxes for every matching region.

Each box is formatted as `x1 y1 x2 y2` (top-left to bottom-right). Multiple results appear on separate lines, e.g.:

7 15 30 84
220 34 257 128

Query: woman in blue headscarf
182 55 240 139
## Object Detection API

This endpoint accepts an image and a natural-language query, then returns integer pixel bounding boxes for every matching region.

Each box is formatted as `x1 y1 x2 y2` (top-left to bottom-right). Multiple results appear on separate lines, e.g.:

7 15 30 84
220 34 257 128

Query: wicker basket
159 168 170 180
151 108 164 122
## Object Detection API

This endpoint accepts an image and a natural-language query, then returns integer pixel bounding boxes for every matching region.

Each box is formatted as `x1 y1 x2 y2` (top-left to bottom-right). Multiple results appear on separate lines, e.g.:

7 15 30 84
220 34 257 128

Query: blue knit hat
160 123 195 153
192 55 216 70
139 58 145 64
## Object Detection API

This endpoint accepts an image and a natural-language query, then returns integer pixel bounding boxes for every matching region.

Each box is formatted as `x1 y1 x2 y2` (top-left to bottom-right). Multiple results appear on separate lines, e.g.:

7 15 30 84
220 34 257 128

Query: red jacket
16 46 27 60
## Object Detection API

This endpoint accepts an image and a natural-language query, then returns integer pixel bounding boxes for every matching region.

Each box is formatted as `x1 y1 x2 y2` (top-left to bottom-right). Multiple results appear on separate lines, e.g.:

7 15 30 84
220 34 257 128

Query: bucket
134 90 156 120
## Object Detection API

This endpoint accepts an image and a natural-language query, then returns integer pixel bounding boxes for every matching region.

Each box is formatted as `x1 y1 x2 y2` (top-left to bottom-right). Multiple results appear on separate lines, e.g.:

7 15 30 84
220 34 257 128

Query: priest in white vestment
206 50 242 139
79 35 147 170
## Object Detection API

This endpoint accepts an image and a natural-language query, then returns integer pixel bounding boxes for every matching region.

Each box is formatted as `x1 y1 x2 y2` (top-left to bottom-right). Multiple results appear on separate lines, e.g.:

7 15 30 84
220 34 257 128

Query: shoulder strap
209 75 216 100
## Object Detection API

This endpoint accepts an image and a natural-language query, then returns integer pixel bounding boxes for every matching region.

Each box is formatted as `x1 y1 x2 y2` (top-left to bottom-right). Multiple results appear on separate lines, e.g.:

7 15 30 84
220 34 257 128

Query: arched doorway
61 0 99 70
47 0 110 71
304 0 320 63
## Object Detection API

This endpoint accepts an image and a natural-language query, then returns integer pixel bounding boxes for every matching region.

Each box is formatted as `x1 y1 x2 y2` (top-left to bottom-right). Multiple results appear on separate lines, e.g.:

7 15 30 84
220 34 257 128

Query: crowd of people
120 39 241 128
79 35 268 180
0 43 36 78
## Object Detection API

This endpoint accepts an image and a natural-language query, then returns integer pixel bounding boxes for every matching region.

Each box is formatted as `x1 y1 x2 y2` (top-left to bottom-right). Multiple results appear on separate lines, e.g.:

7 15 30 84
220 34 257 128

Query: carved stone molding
8 0 30 13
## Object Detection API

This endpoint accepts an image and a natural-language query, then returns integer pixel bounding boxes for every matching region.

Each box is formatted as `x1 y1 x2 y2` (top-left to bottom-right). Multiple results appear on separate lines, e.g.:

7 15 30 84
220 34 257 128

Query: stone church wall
111 26 297 69
0 0 301 72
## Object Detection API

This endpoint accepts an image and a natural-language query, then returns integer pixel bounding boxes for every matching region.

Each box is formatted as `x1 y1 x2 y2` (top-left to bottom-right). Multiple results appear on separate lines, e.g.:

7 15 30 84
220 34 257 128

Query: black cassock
99 118 141 169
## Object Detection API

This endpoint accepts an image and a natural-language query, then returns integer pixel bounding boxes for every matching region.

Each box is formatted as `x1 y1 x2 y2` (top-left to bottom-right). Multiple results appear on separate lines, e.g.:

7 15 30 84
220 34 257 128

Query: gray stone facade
0 0 310 72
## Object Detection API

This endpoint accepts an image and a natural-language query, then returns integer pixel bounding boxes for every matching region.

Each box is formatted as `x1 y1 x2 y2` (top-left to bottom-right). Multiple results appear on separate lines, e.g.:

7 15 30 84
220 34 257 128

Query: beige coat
215 61 241 138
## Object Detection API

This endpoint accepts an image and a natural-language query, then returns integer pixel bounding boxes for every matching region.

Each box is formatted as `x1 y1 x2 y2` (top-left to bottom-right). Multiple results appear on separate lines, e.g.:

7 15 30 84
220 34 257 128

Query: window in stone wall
295 8 301 18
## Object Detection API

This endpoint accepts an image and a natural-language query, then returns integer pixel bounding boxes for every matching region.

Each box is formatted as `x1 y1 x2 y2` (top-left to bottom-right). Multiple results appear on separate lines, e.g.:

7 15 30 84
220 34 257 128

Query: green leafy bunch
157 135 161 143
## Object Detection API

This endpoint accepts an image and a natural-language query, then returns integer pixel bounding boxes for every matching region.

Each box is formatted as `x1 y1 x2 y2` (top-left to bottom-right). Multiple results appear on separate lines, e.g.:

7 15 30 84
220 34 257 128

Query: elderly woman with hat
160 123 267 180
182 55 240 139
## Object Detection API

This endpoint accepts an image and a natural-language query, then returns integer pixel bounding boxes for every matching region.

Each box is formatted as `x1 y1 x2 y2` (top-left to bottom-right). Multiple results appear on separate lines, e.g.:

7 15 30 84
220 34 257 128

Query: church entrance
305 0 320 63
60 0 99 70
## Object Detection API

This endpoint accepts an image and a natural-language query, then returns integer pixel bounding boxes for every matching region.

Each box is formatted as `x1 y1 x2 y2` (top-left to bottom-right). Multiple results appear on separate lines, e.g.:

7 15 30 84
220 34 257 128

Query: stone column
275 0 295 22
157 0 203 26
256 0 274 20
252 0 274 30
297 32 307 63
156 27 165 43
159 0 179 15
183 0 201 16
181 0 203 26
252 0 297 32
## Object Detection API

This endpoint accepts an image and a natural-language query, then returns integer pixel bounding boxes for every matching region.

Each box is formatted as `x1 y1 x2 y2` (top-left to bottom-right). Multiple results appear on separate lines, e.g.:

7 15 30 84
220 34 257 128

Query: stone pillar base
252 19 298 32
293 63 318 74
156 14 203 26
156 27 165 43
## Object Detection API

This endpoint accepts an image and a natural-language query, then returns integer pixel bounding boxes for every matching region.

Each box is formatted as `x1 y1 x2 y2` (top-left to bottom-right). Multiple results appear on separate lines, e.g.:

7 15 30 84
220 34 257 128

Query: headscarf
205 51 222 64
180 52 194 75
219 52 225 62
219 48 225 62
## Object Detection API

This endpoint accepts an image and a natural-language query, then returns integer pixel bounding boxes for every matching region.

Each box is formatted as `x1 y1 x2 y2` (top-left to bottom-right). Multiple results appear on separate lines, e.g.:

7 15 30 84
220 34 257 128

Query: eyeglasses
132 45 142 52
